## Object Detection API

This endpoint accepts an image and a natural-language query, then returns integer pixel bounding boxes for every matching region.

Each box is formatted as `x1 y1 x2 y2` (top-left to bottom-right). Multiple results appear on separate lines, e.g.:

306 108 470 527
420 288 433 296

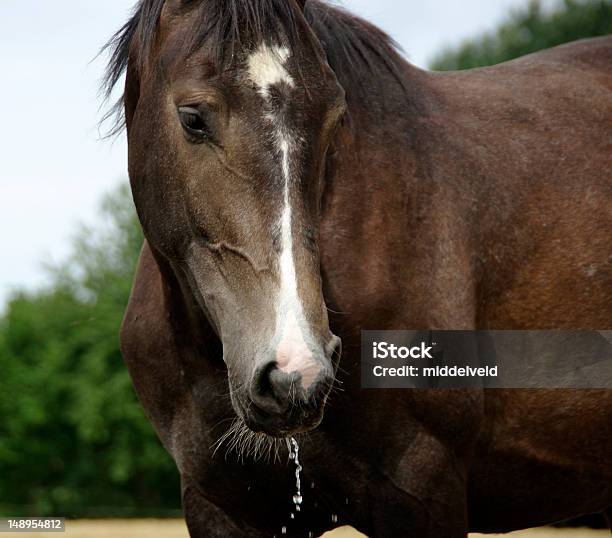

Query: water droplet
288 437 304 514
331 514 338 523
281 526 287 535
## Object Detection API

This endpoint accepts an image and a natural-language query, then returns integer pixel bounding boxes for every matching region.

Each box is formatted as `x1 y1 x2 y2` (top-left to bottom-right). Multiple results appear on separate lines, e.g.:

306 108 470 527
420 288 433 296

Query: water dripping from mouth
289 437 303 512
280 438 304 536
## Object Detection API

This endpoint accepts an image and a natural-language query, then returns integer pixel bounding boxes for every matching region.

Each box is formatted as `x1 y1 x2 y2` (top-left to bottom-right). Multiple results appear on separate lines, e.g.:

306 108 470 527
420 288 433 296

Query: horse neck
326 62 429 207
319 65 471 328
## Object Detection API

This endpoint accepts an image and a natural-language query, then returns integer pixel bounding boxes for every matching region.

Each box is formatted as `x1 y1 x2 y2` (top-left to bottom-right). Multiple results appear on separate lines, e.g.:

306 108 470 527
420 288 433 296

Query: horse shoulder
120 240 168 362
120 241 188 445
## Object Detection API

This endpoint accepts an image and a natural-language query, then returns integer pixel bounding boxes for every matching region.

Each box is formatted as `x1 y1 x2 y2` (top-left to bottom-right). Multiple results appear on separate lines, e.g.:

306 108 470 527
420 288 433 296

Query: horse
104 1 612 536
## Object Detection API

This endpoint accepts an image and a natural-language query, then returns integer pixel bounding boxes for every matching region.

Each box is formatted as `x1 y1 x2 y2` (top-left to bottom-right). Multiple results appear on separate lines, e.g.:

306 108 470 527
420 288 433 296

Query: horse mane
101 0 407 134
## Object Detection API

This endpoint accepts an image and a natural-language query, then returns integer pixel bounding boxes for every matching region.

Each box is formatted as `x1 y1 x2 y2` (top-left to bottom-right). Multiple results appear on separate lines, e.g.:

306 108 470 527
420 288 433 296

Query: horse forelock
101 0 407 135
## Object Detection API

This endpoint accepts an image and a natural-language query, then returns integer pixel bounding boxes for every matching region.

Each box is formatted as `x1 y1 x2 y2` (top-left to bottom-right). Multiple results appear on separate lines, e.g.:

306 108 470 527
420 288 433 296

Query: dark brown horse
104 1 612 536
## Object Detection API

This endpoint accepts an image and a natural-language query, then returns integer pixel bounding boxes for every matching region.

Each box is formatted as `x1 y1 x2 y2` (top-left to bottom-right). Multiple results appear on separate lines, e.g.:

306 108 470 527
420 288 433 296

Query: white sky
0 0 534 306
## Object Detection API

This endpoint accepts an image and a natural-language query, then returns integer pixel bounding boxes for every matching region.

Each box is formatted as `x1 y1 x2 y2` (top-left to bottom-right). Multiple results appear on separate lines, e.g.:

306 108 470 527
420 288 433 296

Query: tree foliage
0 185 180 517
431 0 612 70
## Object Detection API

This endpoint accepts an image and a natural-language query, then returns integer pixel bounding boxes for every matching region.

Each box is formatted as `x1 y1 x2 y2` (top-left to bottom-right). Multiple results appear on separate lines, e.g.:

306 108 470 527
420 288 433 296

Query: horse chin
241 402 325 438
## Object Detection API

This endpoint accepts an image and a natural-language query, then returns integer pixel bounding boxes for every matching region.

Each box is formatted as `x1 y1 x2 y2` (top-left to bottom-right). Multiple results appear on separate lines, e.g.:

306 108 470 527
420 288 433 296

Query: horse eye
178 106 210 139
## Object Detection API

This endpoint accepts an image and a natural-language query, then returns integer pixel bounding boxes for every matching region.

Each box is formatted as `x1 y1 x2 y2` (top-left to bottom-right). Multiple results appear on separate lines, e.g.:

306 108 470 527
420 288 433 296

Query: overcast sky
0 0 534 306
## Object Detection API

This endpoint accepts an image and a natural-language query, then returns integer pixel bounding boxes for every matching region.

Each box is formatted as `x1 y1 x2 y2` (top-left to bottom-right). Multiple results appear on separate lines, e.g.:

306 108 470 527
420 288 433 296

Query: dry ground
13 520 609 538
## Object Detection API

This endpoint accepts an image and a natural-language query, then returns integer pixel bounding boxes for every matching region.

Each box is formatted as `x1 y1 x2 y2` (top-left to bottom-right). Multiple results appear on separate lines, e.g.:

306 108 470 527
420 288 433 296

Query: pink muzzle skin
275 311 322 390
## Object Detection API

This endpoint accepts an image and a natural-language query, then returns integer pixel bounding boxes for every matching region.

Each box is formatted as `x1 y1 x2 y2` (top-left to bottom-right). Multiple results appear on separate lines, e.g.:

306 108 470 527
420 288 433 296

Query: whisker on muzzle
211 417 291 464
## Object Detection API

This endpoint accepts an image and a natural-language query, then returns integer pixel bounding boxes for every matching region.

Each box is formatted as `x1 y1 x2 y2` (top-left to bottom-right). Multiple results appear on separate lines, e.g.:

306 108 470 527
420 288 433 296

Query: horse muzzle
242 335 341 437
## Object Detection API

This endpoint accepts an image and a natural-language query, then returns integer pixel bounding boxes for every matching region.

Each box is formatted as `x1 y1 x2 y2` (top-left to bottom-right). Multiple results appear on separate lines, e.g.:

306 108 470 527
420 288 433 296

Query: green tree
0 185 180 517
431 0 612 70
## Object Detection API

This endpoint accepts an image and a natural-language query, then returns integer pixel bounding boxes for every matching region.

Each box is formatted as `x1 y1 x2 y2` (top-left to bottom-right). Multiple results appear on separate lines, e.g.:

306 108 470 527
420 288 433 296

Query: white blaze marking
279 137 296 297
247 44 295 97
246 44 320 389
276 135 319 389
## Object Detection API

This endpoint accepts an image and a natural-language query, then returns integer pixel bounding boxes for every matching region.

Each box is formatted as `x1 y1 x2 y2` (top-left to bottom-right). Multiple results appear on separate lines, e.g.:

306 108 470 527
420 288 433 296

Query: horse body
312 35 612 534
115 1 612 535
320 36 612 333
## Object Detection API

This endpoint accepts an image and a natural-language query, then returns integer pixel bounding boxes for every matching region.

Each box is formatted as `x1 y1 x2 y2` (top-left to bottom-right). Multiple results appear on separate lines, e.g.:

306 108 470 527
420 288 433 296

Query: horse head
120 0 346 437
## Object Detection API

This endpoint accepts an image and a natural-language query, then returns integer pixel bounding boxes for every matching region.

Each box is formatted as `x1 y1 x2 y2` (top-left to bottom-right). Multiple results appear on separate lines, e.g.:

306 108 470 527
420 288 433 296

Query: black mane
101 0 406 133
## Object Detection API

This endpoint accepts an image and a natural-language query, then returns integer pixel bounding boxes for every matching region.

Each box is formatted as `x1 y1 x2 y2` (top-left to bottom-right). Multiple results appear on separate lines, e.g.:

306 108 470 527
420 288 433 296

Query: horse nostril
249 350 336 421
251 361 291 415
